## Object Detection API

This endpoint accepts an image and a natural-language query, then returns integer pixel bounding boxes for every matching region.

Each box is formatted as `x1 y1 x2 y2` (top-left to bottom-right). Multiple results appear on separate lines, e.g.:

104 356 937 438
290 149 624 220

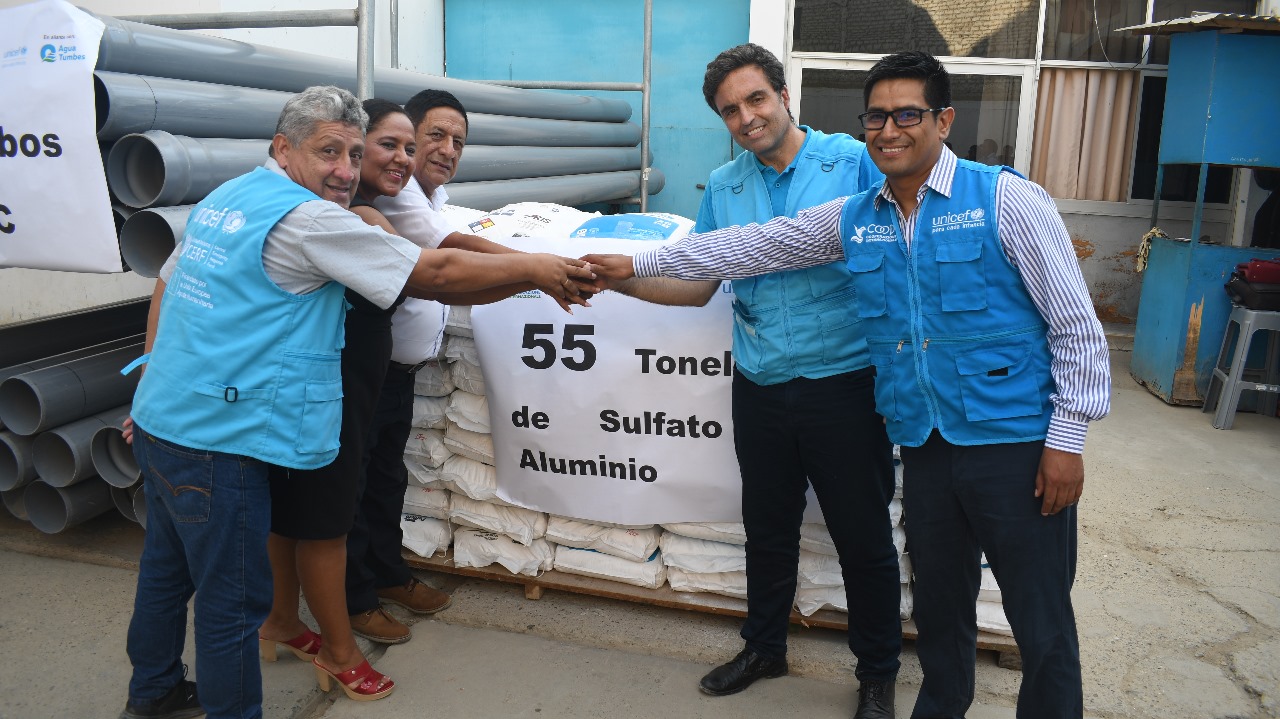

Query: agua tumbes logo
39 44 55 62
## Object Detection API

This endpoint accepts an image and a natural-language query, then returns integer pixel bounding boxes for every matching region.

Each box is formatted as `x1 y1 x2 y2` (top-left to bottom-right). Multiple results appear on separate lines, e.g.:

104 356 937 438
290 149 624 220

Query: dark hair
863 51 951 110
362 98 408 133
702 43 786 114
405 89 468 131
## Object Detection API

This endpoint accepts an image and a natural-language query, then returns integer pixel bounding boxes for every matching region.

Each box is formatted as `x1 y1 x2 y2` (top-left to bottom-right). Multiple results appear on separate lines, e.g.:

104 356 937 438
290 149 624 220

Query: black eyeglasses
858 107 947 130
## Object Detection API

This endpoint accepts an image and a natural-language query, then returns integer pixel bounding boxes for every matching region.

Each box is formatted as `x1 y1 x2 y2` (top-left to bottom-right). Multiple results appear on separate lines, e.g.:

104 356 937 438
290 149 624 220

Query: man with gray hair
118 85 594 719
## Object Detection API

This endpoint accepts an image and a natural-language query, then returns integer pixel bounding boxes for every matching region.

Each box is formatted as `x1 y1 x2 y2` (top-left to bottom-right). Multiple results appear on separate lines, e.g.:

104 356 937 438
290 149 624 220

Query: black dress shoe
120 680 204 719
853 679 895 719
698 647 788 696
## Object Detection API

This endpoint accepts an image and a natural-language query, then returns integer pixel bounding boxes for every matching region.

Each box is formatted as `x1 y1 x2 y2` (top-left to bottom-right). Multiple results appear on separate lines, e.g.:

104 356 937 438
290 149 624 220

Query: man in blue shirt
602 44 900 719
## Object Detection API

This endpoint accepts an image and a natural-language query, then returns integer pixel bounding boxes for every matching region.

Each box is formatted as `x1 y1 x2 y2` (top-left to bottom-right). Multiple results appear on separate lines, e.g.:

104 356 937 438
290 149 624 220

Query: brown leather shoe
376 578 452 615
349 607 411 644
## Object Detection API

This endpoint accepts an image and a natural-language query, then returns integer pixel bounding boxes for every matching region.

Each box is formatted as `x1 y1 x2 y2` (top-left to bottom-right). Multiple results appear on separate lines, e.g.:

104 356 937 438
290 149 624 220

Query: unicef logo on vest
221 211 247 233
931 207 987 232
850 224 896 244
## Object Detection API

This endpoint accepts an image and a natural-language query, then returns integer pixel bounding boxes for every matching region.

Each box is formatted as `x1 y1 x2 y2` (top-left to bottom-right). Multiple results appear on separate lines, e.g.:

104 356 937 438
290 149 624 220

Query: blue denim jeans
126 426 273 719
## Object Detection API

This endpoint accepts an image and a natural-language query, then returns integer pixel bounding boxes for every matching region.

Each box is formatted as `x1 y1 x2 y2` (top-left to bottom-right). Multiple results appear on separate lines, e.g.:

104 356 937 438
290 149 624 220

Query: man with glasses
585 50 1110 718
592 43 900 719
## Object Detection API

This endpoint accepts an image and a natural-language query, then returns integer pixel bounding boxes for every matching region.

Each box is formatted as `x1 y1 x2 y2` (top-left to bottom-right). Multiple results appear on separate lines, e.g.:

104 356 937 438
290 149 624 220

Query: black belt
389 359 432 374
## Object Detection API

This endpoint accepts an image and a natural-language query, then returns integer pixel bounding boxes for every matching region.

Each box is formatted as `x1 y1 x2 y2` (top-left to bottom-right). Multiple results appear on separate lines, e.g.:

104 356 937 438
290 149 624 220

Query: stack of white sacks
394 202 1012 633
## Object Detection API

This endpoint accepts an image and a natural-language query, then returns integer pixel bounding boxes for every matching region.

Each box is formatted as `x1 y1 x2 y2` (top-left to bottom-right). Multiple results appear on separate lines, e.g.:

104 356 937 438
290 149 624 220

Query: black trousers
345 365 416 614
734 367 901 682
901 432 1082 719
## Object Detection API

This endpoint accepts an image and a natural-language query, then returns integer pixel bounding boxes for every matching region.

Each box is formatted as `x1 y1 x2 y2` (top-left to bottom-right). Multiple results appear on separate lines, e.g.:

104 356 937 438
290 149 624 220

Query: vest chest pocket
954 344 1043 422
297 380 344 454
935 239 988 312
845 251 887 318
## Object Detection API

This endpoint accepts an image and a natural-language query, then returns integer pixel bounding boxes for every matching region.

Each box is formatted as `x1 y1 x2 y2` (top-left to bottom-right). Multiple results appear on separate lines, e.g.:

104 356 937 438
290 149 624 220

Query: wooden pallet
404 549 1021 668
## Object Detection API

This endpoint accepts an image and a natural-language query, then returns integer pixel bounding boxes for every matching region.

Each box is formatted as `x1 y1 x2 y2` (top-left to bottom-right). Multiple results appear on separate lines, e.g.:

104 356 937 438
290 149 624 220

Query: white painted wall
0 0 446 325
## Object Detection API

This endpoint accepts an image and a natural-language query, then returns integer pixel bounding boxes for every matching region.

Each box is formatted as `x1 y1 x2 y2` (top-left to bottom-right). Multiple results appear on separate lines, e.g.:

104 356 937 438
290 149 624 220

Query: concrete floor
0 350 1275 719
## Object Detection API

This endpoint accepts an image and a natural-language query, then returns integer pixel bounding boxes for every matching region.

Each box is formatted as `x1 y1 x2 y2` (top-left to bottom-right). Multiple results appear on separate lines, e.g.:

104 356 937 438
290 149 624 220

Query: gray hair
274 85 368 147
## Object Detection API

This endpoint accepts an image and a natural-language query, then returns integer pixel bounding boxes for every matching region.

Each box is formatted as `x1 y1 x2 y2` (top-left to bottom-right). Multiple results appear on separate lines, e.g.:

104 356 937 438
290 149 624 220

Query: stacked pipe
0 339 147 532
95 14 663 278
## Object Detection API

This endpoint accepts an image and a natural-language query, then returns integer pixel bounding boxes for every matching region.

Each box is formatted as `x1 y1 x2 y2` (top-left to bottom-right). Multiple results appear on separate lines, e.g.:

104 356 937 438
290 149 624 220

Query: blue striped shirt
633 146 1111 453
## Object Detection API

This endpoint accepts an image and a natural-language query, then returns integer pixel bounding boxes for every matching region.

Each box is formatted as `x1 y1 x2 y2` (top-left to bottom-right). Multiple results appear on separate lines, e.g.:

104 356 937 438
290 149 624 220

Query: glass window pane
799 69 1020 167
1149 0 1255 64
1042 0 1147 62
1130 76 1232 203
792 0 1038 59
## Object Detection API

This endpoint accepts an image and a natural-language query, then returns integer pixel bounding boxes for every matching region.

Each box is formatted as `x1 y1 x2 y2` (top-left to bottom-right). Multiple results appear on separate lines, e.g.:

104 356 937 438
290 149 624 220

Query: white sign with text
0 0 118 272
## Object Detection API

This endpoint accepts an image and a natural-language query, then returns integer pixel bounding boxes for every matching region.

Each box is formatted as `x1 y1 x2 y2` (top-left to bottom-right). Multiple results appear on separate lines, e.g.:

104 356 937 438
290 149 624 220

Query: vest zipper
897 194 944 431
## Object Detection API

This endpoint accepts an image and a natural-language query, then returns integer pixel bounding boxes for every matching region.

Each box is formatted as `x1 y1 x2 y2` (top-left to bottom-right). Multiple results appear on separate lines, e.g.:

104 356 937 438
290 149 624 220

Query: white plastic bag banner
0 1 117 271
472 237 742 525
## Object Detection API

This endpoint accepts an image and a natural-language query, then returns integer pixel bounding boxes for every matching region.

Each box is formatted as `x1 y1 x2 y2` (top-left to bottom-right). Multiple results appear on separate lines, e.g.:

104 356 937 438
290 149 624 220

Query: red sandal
259 628 323 662
313 658 395 701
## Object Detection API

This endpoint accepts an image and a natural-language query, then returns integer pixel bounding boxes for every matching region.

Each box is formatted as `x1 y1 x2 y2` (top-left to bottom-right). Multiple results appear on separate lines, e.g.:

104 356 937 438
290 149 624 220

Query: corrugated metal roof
1121 12 1280 36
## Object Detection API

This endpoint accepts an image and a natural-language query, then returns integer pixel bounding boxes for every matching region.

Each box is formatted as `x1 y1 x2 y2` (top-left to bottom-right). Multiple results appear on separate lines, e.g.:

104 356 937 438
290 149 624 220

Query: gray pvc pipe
111 483 139 523
24 478 115 534
95 71 291 141
108 132 269 208
0 335 146 389
0 344 145 437
91 413 140 489
112 203 136 235
119 205 192 279
447 169 666 212
95 15 632 123
33 406 132 489
1 487 28 521
453 146 647 183
133 483 148 530
0 431 37 492
95 73 641 146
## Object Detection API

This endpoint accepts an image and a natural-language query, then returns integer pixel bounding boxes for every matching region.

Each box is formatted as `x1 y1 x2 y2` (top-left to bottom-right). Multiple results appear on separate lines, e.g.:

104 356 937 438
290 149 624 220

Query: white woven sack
413 361 455 397
552 546 667 589
545 517 660 562
900 583 914 621
404 458 445 489
890 498 903 527
400 514 452 557
444 335 480 367
977 599 1011 636
412 394 449 430
894 458 904 499
449 494 547 546
446 390 490 433
892 525 906 555
899 552 913 583
442 422 494 465
798 549 843 589
438 454 510 505
402 486 449 520
453 528 553 577
404 428 452 468
979 554 1001 602
467 202 599 240
665 567 748 600
448 357 486 396
658 532 746 574
799 523 837 556
795 585 846 616
660 522 746 546
445 305 473 338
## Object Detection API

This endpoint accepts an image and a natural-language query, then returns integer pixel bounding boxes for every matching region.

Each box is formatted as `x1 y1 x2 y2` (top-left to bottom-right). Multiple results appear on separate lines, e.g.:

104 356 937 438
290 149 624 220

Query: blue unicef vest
838 160 1055 447
703 128 881 385
130 168 350 469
